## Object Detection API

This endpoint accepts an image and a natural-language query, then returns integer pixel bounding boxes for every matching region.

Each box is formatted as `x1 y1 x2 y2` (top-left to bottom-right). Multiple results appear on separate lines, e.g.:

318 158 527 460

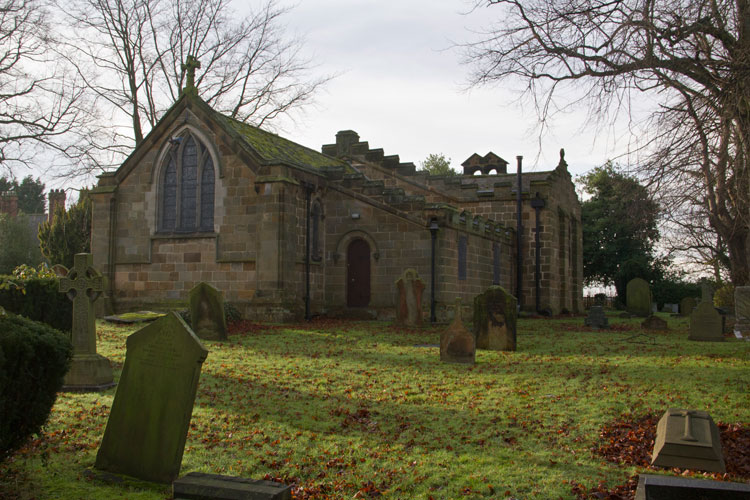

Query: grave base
62 353 116 392
173 472 292 500
635 474 750 499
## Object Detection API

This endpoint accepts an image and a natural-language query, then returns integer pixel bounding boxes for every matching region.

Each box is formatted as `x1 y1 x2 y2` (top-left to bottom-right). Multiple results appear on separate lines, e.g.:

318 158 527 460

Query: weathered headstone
689 292 724 342
173 472 292 500
189 282 228 340
395 268 425 327
440 299 475 364
58 253 115 391
635 474 750 500
641 315 668 331
473 286 517 350
95 312 208 483
626 278 652 317
584 306 609 329
680 297 697 317
734 286 750 337
651 409 725 473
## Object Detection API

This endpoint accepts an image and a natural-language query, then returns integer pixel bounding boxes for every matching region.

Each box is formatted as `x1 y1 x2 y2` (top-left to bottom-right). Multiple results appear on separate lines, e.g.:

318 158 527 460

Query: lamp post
429 218 439 323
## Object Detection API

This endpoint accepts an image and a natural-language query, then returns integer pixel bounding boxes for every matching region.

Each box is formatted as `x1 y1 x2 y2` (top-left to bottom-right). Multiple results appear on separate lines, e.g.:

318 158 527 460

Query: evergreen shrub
0 266 72 332
0 311 72 460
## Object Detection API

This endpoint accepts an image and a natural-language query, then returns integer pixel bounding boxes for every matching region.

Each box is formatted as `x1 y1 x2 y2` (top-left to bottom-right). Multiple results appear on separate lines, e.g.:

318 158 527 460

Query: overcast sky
265 0 634 180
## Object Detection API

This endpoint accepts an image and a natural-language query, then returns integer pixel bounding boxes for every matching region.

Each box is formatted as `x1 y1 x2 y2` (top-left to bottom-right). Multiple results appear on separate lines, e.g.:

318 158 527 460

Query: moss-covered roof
218 114 351 172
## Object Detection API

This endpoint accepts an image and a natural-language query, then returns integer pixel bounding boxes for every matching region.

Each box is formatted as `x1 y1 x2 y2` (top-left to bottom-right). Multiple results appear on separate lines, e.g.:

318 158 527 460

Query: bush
0 269 72 332
0 310 72 460
714 283 735 311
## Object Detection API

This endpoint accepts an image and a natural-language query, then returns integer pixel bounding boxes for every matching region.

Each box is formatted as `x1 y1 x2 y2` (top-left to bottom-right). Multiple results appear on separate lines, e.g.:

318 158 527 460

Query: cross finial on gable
182 55 201 95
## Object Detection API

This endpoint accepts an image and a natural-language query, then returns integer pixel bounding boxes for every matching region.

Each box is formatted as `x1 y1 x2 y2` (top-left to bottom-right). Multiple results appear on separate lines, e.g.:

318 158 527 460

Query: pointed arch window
159 132 216 233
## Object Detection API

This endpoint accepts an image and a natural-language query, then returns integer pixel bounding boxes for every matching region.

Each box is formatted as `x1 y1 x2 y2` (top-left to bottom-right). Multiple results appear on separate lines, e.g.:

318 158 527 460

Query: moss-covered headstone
473 286 517 350
651 409 725 473
189 282 227 341
58 253 115 391
626 278 651 317
395 268 425 327
95 312 208 483
440 299 475 364
680 296 697 317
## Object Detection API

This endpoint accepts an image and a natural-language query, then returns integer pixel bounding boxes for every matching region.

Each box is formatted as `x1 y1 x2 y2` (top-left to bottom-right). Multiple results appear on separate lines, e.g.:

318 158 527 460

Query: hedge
0 311 72 460
0 275 72 332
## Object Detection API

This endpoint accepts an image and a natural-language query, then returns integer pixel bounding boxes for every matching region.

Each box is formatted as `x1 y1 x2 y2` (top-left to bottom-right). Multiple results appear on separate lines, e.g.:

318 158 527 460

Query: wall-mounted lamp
351 212 361 220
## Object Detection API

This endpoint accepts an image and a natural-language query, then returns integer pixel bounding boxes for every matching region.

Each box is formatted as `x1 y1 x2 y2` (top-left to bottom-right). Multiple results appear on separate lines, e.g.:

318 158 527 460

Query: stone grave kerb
59 253 104 354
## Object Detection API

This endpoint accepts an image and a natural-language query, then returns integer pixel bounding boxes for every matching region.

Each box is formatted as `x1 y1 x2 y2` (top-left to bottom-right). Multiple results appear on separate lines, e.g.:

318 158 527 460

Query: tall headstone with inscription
626 278 651 317
689 284 724 342
651 408 725 473
734 286 750 337
473 286 517 350
440 299 475 364
189 282 228 341
58 253 115 391
95 312 208 483
395 268 425 327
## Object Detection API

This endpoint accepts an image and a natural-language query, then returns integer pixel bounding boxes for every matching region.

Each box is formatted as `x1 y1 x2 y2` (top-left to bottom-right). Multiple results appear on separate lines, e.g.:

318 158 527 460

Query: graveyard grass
3 313 750 499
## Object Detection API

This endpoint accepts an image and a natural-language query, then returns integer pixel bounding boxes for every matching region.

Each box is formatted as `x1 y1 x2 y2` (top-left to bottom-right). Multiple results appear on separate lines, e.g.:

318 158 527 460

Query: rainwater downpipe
304 183 312 321
531 193 546 314
429 218 439 323
516 156 523 311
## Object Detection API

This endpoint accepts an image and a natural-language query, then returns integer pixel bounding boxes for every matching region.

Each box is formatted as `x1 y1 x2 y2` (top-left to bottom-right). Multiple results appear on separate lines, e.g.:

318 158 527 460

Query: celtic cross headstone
59 253 115 391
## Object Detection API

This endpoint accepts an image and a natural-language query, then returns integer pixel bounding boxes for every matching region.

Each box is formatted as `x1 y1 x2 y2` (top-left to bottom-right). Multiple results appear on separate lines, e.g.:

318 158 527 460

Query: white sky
267 0 635 179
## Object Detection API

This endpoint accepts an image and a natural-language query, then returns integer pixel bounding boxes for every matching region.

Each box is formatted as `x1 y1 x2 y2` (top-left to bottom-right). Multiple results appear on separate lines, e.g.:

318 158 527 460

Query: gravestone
689 287 724 342
651 409 725 473
680 297 697 317
584 306 609 329
395 268 425 327
95 312 208 483
641 315 668 331
472 286 517 350
173 472 292 500
734 286 750 337
58 253 115 391
635 474 750 500
189 282 228 340
626 278 652 317
440 299 475 364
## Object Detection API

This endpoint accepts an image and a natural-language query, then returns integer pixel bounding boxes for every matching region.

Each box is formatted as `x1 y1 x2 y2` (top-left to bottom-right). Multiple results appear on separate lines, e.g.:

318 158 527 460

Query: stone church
91 81 583 322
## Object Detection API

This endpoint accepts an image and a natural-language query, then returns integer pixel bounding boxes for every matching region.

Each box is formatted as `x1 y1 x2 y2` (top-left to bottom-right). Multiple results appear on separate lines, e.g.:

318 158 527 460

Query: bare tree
55 0 328 171
464 0 750 285
0 0 86 176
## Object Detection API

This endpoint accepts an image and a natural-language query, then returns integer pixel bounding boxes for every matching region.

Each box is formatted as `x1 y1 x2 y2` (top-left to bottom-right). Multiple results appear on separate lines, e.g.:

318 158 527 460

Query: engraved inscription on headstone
584 305 609 329
473 286 517 350
95 312 208 483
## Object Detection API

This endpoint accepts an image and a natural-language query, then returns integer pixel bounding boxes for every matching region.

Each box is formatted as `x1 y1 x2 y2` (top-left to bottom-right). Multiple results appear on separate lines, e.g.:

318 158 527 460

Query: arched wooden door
347 238 371 307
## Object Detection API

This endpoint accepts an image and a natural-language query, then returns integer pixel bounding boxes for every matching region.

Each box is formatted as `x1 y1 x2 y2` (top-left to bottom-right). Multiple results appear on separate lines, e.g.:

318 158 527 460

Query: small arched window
159 132 215 233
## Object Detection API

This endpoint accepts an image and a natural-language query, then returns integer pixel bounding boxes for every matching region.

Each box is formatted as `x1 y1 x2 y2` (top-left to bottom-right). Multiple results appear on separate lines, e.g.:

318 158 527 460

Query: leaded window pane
200 156 215 230
458 236 467 280
162 158 177 231
180 137 198 230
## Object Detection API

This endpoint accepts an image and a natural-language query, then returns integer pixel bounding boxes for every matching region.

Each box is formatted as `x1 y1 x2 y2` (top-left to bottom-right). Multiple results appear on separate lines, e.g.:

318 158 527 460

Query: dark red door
347 239 370 307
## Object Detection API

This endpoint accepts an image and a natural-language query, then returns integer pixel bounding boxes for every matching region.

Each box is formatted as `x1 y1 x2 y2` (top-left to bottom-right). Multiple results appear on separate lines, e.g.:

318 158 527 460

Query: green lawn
2 313 749 499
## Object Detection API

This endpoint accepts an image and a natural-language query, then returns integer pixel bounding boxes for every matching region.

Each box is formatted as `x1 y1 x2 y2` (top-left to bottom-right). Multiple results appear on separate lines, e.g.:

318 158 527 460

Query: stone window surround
154 124 222 235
